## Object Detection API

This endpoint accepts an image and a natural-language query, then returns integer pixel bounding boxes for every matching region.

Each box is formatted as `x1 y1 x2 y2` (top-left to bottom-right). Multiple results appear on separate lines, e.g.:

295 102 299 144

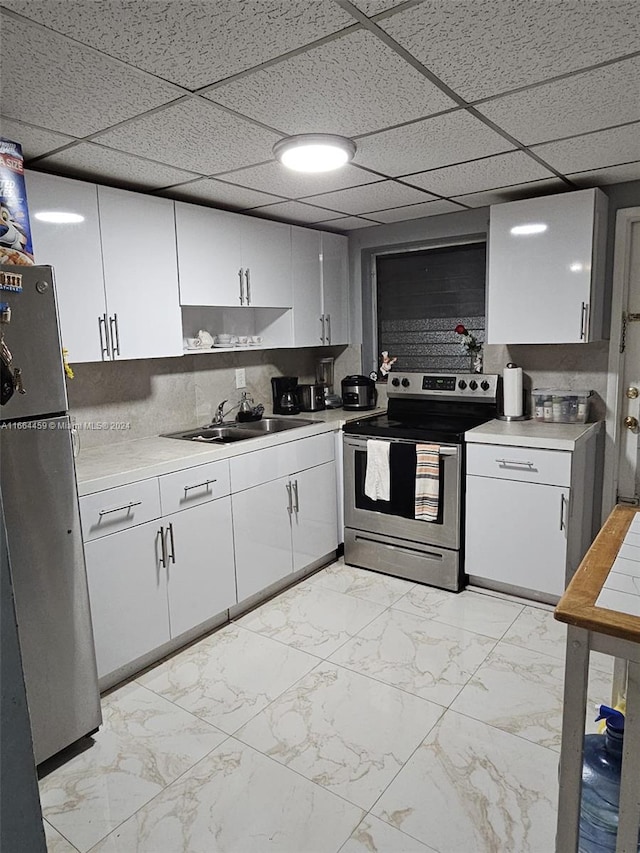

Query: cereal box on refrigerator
0 137 34 266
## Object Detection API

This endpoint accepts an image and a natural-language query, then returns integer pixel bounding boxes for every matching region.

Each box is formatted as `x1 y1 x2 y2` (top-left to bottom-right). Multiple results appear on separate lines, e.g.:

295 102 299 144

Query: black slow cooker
341 375 378 410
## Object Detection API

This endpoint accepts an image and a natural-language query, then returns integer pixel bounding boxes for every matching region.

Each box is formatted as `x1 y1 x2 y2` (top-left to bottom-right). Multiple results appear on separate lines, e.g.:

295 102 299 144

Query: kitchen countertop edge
465 418 602 450
76 408 385 496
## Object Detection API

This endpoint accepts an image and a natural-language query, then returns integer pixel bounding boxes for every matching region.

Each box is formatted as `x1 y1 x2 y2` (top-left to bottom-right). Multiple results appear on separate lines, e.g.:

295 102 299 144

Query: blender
316 357 342 409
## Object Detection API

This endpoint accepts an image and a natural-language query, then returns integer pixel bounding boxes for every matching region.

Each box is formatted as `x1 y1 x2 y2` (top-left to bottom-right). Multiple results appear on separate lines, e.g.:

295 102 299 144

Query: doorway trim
603 206 640 519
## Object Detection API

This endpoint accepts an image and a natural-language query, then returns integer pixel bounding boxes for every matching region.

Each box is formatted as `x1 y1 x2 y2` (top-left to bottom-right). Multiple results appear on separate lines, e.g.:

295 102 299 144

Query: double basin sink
163 417 314 444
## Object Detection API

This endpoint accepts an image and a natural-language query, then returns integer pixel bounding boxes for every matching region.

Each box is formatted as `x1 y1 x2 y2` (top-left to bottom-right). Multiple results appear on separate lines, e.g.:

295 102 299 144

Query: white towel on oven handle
364 439 390 501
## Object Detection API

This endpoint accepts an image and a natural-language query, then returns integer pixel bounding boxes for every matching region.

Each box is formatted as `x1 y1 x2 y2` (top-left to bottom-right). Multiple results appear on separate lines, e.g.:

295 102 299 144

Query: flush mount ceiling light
510 223 548 235
273 134 356 173
35 211 85 224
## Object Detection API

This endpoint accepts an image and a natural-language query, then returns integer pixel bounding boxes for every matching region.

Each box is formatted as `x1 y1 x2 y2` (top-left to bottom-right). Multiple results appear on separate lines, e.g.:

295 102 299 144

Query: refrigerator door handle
109 314 121 357
98 314 110 360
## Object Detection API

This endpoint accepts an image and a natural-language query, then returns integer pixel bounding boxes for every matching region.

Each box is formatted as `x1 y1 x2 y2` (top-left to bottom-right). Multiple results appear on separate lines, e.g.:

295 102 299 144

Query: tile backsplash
67 345 360 452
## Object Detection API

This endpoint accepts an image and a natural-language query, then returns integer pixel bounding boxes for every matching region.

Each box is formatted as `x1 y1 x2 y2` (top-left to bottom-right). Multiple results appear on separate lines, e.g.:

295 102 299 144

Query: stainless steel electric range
342 372 499 592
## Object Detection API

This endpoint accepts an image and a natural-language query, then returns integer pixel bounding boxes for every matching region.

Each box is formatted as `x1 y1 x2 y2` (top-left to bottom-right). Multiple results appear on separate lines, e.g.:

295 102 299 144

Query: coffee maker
316 357 342 409
271 376 300 415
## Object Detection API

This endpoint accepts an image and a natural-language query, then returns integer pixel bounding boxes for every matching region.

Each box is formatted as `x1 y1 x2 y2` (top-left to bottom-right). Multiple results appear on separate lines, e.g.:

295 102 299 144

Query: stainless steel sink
162 417 314 443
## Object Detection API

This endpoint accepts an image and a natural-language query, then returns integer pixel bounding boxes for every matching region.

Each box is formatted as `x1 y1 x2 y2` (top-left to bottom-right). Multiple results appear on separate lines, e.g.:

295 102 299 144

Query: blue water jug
579 705 640 853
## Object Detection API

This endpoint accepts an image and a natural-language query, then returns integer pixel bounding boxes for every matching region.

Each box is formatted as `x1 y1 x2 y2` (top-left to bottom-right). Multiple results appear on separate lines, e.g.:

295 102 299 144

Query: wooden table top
555 504 640 643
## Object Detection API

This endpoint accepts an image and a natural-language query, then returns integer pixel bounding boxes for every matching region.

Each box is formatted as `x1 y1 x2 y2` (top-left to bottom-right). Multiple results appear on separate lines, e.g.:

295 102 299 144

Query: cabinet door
165 497 236 638
291 462 338 573
84 521 170 679
174 201 243 306
241 217 292 307
487 190 596 344
321 232 349 345
291 226 322 346
98 187 183 360
465 475 568 597
26 171 107 362
232 476 293 602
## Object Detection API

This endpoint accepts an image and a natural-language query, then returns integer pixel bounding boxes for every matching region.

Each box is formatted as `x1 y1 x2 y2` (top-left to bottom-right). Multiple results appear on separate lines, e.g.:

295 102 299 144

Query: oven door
343 435 461 550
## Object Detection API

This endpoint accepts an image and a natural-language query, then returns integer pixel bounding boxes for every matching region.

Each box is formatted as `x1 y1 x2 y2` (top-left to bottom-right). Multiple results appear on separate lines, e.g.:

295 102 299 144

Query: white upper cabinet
26 171 107 363
487 188 608 344
291 226 322 347
291 227 349 347
174 202 243 306
98 187 183 360
321 232 349 346
175 202 292 308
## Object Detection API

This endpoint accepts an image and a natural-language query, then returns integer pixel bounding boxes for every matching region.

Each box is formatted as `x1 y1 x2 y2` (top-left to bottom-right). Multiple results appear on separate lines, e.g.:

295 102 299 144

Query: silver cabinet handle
560 493 567 531
238 268 244 305
183 478 217 494
495 458 535 467
325 313 331 344
109 313 121 357
320 315 325 343
98 314 110 360
286 481 293 514
292 479 299 513
168 522 176 563
580 301 588 341
98 500 142 517
245 268 251 305
159 525 167 568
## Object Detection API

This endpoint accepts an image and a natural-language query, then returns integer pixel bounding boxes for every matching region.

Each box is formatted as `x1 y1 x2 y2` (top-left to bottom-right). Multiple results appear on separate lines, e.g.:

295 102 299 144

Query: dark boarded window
376 242 486 373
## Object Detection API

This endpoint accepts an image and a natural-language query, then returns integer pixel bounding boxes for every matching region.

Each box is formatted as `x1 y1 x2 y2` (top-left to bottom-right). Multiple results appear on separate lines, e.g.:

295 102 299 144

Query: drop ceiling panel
207 29 455 137
0 13 182 136
220 161 379 198
402 151 556 197
532 123 640 175
300 180 437 215
450 179 567 208
350 0 410 16
157 179 283 210
317 216 381 230
249 201 344 223
568 162 640 187
0 117 76 160
355 111 515 176
380 0 640 101
366 200 466 223
477 57 640 146
35 144 199 191
2 0 355 90
95 98 282 175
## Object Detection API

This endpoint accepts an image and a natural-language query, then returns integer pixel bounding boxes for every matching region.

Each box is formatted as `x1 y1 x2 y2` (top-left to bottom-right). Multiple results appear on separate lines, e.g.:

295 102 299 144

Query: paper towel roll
503 363 523 417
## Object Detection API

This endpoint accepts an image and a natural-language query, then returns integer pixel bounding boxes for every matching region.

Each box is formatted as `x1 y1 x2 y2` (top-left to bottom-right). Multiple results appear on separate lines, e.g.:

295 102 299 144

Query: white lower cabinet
85 520 170 679
292 462 338 573
465 476 569 597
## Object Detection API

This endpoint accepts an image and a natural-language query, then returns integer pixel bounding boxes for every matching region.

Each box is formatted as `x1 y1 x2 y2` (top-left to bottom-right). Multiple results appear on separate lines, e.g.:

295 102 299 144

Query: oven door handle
344 436 458 456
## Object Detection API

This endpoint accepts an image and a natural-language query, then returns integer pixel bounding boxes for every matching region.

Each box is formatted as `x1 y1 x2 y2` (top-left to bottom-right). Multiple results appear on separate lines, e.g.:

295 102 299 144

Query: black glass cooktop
343 413 495 444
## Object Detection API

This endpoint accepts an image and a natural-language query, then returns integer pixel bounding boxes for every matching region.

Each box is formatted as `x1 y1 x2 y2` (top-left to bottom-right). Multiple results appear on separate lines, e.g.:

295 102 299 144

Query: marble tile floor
41 559 614 853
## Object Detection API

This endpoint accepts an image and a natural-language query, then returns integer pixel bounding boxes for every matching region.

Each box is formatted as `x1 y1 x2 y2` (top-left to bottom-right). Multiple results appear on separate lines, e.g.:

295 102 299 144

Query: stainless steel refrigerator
0 263 101 765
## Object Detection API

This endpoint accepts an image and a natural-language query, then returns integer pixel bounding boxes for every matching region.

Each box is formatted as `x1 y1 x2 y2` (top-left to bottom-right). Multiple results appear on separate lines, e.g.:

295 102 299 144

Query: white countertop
465 418 602 451
75 407 385 495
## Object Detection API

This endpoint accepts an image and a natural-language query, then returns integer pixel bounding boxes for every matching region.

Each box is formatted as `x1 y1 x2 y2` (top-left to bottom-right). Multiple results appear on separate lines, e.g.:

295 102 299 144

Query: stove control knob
469 380 478 390
481 380 490 391
401 378 410 388
391 377 400 387
458 380 467 390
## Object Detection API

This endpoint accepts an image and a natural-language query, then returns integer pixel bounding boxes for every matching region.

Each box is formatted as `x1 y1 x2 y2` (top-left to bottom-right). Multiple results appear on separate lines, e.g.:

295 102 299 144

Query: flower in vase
454 324 481 355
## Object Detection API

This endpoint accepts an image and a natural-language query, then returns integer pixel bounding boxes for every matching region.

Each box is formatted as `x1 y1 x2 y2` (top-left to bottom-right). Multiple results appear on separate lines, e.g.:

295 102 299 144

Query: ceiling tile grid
206 28 455 137
1 0 639 232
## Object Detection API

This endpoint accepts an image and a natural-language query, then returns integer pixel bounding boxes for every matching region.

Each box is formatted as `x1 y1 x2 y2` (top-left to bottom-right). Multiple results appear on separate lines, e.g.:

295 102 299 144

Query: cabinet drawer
231 432 334 493
466 443 571 486
159 459 231 515
80 479 161 541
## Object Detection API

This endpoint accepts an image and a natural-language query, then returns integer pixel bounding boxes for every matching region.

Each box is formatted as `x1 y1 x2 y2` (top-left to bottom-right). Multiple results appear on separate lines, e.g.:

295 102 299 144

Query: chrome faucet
213 399 228 425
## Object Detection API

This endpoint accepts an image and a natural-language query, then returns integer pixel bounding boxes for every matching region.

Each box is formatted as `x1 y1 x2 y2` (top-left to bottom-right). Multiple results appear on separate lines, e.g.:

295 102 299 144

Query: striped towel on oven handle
415 443 440 521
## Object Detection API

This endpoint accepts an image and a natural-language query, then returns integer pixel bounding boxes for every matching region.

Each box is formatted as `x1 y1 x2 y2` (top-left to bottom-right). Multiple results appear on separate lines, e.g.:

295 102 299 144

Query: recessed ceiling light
273 134 356 173
510 223 548 235
34 211 85 224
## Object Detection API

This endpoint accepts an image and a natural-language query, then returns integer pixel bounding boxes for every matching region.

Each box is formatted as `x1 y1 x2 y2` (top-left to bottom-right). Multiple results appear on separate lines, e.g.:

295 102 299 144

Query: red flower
455 324 467 335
